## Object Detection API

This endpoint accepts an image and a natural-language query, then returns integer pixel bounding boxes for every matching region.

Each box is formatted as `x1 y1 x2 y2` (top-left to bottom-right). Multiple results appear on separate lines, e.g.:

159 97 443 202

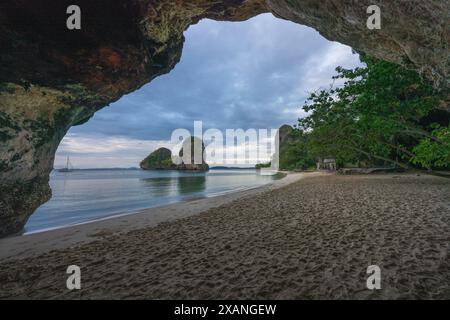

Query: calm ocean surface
25 169 283 234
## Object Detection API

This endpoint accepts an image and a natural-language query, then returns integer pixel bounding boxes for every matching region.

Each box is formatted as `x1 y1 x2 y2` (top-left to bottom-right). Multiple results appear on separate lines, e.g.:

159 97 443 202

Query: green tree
279 129 315 170
297 56 449 170
411 124 450 169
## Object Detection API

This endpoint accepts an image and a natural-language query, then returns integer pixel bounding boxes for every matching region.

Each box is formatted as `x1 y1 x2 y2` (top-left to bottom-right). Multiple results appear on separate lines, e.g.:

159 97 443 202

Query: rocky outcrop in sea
140 137 209 171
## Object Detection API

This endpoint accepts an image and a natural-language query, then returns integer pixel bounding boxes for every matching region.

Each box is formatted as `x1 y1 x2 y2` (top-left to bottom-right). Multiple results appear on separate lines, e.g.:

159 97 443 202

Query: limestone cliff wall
0 0 448 236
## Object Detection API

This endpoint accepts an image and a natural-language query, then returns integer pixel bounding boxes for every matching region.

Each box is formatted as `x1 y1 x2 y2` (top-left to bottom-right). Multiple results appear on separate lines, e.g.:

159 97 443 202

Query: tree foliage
279 129 315 170
294 56 449 170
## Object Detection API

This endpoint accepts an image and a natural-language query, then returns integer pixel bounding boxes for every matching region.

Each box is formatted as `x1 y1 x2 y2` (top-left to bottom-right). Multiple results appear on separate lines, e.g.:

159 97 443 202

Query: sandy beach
0 173 449 299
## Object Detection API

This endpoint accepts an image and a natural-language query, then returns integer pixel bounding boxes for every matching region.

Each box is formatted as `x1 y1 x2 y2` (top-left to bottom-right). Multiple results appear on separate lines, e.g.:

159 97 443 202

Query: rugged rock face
278 124 295 148
140 137 209 171
177 137 209 171
0 0 449 236
268 0 449 92
140 147 175 170
0 84 93 236
0 0 264 236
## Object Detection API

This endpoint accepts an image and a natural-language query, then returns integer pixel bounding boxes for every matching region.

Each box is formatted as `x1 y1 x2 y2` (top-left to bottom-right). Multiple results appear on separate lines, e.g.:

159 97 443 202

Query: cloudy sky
55 13 362 168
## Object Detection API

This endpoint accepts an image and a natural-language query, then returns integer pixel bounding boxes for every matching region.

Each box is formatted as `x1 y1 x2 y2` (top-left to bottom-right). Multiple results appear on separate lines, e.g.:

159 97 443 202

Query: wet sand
0 173 449 299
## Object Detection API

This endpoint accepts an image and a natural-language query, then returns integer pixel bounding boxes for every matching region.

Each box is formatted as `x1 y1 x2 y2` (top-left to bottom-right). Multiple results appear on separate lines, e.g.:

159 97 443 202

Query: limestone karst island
140 137 209 171
0 0 449 305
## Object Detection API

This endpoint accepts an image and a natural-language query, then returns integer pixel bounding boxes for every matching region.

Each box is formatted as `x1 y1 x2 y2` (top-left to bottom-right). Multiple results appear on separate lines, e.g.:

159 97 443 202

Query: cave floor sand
0 173 449 299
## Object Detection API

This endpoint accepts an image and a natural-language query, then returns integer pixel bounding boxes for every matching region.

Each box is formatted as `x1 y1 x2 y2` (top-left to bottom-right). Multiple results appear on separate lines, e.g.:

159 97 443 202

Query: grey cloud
62 13 362 167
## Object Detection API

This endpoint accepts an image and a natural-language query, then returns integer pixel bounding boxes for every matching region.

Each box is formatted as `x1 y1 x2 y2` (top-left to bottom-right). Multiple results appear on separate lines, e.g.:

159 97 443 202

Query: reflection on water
139 177 178 198
140 175 207 195
24 169 283 234
177 176 206 194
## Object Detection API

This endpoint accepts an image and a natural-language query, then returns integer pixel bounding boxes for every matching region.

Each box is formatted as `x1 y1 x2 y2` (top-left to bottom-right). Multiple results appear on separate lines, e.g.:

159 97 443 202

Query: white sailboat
58 156 74 172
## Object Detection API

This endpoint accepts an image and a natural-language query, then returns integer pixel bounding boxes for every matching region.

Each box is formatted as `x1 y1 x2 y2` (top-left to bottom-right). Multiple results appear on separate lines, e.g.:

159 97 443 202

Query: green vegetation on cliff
140 137 209 171
280 56 449 171
278 125 315 171
140 148 175 170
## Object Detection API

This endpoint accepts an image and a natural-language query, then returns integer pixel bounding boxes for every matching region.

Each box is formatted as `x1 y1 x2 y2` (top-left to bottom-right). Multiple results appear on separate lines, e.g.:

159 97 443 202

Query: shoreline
0 171 313 262
0 172 448 299
23 183 264 236
22 168 286 236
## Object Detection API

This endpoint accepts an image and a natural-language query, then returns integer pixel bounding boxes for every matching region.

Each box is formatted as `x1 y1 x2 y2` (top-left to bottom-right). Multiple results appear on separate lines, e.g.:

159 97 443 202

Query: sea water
24 169 283 233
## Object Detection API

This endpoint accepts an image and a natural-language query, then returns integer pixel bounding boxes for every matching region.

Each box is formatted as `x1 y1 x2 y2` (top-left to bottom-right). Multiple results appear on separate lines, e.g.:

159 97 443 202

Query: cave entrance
54 13 361 170
26 13 362 234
